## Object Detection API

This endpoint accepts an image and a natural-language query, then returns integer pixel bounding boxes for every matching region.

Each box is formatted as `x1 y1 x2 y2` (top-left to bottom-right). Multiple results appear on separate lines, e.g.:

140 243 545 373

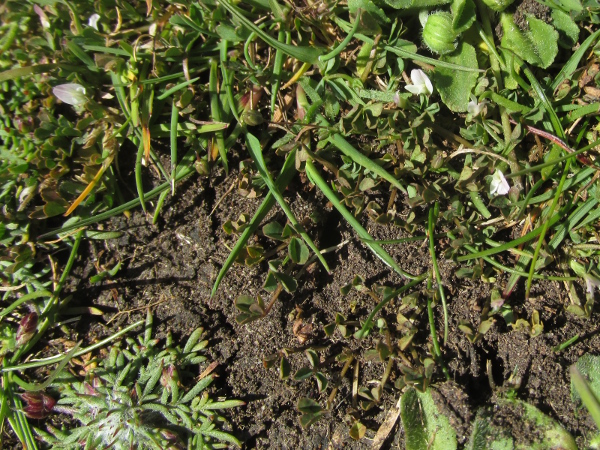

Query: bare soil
49 156 600 449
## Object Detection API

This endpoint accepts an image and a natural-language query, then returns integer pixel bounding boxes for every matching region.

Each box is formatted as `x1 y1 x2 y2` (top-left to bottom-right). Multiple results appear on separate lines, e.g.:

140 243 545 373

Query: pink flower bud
16 313 38 347
20 391 56 419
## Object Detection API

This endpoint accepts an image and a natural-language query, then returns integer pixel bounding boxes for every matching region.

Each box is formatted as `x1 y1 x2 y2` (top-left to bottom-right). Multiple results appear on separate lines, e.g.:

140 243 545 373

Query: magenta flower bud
161 365 179 389
16 312 38 347
20 391 56 419
83 381 98 396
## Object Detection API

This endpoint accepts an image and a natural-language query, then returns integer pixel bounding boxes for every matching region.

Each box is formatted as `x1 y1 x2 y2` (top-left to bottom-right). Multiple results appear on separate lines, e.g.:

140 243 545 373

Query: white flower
405 69 433 96
34 5 50 29
467 99 487 117
52 83 87 106
585 273 600 295
490 169 510 196
88 14 100 30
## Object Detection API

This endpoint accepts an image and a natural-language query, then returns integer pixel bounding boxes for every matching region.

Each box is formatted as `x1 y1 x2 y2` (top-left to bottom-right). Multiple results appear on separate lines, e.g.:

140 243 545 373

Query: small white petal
88 14 100 30
406 69 433 96
149 23 157 37
585 273 600 295
406 84 427 95
53 83 87 106
467 100 487 117
490 169 510 196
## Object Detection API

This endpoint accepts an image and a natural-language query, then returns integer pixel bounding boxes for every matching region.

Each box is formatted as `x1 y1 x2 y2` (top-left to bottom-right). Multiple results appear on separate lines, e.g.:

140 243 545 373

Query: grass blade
305 159 420 280
245 133 330 272
219 0 323 64
320 117 407 193
211 148 297 297
428 203 448 345
551 29 600 91
210 59 228 172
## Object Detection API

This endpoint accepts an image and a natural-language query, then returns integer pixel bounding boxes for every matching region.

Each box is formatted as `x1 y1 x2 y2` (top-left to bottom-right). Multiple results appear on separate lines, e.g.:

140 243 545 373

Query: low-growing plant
36 311 244 449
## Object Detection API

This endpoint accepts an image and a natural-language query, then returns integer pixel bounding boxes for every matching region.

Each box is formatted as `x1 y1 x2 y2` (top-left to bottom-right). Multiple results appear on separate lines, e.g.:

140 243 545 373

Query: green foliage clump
37 313 243 450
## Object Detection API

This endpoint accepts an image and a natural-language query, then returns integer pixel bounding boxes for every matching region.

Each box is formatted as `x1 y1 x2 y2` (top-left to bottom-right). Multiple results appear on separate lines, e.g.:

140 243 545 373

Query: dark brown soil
50 158 600 449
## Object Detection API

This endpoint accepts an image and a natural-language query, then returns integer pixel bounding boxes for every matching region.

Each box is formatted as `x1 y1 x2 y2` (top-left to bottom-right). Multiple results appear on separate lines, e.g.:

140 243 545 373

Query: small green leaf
294 367 314 380
297 397 323 414
305 349 320 368
551 9 579 47
280 356 291 380
288 237 309 264
315 372 328 392
219 0 323 64
262 221 285 240
350 421 367 440
273 272 297 293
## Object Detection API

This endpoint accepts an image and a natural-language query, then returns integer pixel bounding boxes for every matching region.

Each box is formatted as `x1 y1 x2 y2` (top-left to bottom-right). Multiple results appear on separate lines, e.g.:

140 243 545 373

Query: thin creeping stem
509 117 594 166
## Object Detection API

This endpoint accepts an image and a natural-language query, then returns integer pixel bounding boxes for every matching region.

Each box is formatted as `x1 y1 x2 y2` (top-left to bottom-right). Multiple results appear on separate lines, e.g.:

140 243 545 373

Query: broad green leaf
451 0 476 33
416 389 457 449
572 354 600 405
551 9 579 47
400 388 428 450
500 13 558 69
513 399 577 449
400 388 457 450
435 42 478 111
466 410 513 450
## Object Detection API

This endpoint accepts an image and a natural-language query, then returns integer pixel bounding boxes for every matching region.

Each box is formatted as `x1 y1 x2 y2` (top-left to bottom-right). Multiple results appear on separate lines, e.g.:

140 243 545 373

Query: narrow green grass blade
246 134 330 272
320 10 361 62
65 40 97 71
157 77 199 100
450 236 575 282
210 60 228 173
153 190 169 225
211 149 298 297
548 195 598 252
355 277 425 340
305 159 420 280
321 118 407 193
220 40 241 124
456 204 568 261
38 149 199 239
551 29 600 91
170 103 179 194
82 44 131 57
525 159 572 298
135 138 147 214
511 166 596 206
12 342 81 391
334 18 482 72
6 395 37 450
428 203 448 345
0 63 59 82
523 65 565 138
570 365 600 428
489 92 531 114
271 31 288 119
0 291 52 318
219 0 323 64
3 320 144 373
